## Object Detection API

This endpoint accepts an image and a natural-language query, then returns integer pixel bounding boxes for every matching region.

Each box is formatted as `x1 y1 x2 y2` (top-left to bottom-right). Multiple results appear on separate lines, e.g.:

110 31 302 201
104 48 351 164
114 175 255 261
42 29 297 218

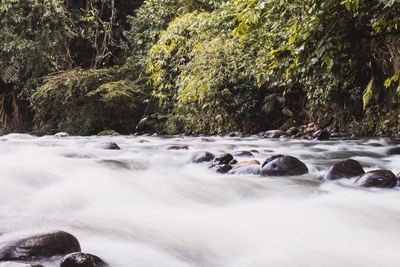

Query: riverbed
0 134 399 267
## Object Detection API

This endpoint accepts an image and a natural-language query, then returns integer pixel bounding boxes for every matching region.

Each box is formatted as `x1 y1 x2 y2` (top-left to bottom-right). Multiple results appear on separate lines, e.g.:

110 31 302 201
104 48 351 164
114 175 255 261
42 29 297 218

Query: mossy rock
280 119 297 131
97 130 118 136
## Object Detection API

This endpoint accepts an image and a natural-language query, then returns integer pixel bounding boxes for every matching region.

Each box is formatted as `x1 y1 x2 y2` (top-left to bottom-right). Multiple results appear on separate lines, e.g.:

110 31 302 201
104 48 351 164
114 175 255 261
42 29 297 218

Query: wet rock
103 142 120 150
307 122 315 128
54 132 69 137
215 164 233 174
324 159 365 180
227 132 243 137
192 152 214 163
330 132 340 138
0 231 81 261
233 151 254 158
261 156 308 176
262 154 284 168
286 127 299 136
229 159 238 165
313 130 330 141
230 160 261 175
264 130 287 138
60 252 108 267
354 170 397 188
0 262 44 267
387 147 400 155
386 138 400 145
97 130 117 136
212 153 233 165
167 145 189 150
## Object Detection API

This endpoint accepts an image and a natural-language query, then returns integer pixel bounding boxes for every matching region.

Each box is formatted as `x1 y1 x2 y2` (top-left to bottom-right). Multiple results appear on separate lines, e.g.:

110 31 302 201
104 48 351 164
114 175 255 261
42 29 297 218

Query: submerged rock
0 231 81 261
261 155 308 176
60 252 108 267
103 142 120 150
167 145 189 150
97 130 118 136
354 170 397 188
233 151 254 158
387 147 400 155
264 130 287 138
192 152 214 163
230 160 261 175
212 153 233 165
215 164 233 174
0 262 44 267
324 159 365 180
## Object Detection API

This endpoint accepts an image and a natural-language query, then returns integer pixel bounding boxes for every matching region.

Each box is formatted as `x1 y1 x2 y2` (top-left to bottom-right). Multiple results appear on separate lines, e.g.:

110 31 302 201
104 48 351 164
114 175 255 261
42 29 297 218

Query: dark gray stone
0 231 81 261
167 145 189 150
313 130 330 141
354 170 397 188
324 159 365 180
261 156 308 176
60 252 108 267
233 151 254 158
387 147 400 155
192 152 215 163
103 142 120 150
212 153 233 165
264 130 287 138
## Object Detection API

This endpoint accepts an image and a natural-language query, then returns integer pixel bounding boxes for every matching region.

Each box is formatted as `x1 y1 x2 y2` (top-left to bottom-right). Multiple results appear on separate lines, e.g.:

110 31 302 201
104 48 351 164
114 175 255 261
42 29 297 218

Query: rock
97 130 117 136
0 231 80 261
229 159 238 165
354 170 397 188
264 130 287 138
233 151 254 158
330 132 340 138
387 147 400 155
212 153 233 165
54 132 69 137
215 164 233 174
313 130 330 141
286 127 299 136
103 142 120 150
0 263 44 267
227 132 243 137
167 145 189 150
60 252 108 267
385 138 400 145
324 159 365 180
262 154 284 168
192 152 214 163
261 155 308 176
307 122 315 127
200 138 214 142
230 160 261 175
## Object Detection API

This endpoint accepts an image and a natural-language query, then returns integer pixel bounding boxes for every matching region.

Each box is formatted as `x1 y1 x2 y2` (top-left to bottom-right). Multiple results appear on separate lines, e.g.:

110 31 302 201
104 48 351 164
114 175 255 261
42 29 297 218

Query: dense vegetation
1 0 400 135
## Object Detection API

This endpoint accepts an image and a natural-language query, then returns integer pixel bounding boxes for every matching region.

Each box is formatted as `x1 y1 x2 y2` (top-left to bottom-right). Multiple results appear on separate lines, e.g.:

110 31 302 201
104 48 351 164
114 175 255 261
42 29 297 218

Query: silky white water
0 134 399 267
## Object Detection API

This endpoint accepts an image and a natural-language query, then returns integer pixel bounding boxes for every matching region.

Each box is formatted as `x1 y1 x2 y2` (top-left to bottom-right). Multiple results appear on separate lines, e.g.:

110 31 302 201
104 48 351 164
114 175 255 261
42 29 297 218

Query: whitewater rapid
0 134 399 267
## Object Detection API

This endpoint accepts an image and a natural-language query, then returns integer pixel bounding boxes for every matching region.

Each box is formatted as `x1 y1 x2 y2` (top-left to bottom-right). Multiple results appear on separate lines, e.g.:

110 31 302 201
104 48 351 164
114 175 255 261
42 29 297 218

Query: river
0 134 399 267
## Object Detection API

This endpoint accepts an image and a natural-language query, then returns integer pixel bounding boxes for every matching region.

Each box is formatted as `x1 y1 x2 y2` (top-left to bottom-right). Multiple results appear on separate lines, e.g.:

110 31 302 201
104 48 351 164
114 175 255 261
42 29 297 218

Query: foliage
30 66 150 135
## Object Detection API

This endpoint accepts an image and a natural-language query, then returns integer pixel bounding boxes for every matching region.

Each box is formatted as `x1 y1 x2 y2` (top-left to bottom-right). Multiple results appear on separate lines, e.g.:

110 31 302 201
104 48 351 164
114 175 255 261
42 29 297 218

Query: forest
1 0 400 136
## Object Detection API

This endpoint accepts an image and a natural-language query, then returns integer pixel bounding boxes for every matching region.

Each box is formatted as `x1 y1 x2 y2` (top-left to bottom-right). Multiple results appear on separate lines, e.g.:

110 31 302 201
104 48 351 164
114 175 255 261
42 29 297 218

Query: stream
0 134 399 267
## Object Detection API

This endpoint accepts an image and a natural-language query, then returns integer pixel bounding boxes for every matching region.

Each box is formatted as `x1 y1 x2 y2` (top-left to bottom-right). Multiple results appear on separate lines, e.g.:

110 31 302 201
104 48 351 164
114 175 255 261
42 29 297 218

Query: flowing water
0 134 400 267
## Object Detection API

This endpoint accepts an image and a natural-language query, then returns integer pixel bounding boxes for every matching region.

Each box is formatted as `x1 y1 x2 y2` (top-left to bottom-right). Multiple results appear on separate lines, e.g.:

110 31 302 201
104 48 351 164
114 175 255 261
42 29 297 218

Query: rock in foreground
261 155 308 176
0 231 80 261
61 252 108 267
354 170 397 188
192 152 214 163
324 159 364 180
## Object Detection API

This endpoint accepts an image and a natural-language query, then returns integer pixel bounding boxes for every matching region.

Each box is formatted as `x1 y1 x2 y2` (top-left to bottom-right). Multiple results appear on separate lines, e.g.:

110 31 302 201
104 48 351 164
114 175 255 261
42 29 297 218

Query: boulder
354 170 397 188
387 147 400 155
192 152 214 163
212 153 233 165
167 145 189 150
103 142 120 150
262 155 284 168
54 132 69 137
60 252 108 267
324 159 365 180
0 231 81 261
286 127 299 136
313 130 330 141
261 155 308 176
215 164 233 174
230 160 261 175
233 151 254 158
264 130 287 138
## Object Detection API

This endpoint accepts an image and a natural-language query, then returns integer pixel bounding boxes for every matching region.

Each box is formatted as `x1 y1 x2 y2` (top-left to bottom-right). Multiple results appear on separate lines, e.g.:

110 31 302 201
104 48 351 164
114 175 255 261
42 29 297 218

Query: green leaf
362 79 374 110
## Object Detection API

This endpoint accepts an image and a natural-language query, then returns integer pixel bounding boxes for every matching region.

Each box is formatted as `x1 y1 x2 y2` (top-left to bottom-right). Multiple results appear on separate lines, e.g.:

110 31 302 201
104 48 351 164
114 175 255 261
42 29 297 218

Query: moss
97 130 118 136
